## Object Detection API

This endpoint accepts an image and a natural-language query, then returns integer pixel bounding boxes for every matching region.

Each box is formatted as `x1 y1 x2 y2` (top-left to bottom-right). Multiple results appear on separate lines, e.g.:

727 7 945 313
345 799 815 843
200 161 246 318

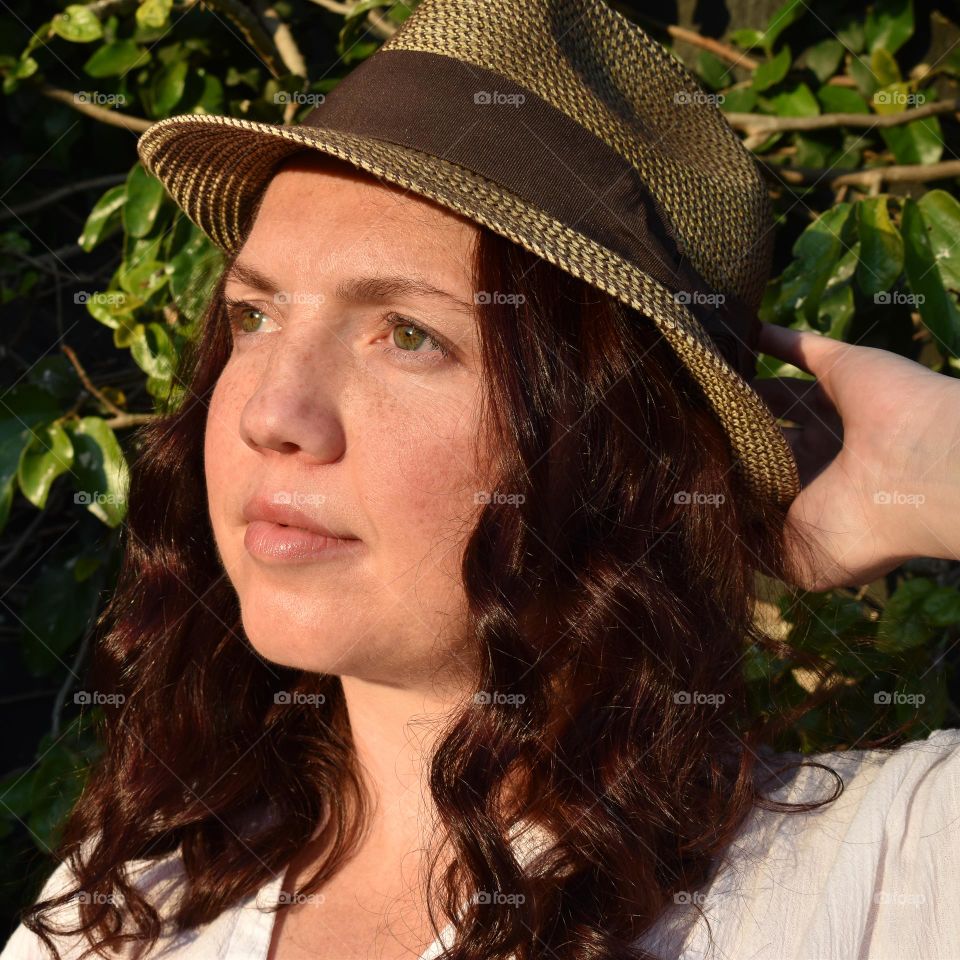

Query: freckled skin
204 154 487 691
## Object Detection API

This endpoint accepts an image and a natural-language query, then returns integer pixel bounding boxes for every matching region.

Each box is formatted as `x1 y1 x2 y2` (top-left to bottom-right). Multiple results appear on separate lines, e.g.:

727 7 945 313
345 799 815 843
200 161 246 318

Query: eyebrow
224 259 475 316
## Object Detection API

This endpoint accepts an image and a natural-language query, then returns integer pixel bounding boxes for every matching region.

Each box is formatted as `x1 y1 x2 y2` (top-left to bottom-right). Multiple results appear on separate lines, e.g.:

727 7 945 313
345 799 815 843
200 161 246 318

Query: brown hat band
288 48 759 380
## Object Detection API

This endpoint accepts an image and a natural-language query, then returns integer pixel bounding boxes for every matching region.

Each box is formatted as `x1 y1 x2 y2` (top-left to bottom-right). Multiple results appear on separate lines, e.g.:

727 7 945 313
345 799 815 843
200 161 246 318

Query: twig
40 84 152 132
61 343 128 418
51 626 92 737
253 0 307 77
727 98 959 133
0 175 127 222
366 8 397 39
666 24 759 71
760 157 960 187
103 412 156 429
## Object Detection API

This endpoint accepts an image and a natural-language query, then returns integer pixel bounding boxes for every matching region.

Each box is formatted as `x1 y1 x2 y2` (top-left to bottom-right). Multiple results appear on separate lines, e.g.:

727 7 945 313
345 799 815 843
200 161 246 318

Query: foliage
1 0 959 931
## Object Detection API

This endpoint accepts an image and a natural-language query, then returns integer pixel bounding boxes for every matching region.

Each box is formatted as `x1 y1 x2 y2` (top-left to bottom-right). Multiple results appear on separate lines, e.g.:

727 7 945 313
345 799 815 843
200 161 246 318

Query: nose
238 325 348 462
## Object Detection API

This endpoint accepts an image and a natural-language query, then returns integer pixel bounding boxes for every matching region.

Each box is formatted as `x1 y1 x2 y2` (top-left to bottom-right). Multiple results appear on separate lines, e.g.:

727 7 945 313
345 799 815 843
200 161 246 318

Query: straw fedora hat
136 0 801 508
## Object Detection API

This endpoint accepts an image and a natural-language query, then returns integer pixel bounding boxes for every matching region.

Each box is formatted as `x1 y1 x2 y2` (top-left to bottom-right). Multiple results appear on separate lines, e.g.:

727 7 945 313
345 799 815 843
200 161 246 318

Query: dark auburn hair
22 162 903 960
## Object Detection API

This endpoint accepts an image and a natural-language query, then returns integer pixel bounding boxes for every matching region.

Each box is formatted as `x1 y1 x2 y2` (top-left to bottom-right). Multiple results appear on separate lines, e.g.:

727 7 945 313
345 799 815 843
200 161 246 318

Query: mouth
243 519 363 564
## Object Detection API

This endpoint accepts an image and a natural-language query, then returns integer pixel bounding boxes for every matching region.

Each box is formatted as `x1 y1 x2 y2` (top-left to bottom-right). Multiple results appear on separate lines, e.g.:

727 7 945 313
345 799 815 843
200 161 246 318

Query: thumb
756 322 849 390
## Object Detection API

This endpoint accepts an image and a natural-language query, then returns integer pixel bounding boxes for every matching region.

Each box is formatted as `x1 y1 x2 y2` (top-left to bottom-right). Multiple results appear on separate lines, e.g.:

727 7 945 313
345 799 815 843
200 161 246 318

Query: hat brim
137 113 800 508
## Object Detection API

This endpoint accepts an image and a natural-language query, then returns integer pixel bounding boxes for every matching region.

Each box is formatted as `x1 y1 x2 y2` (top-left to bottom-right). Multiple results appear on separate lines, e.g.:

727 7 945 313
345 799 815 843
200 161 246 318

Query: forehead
237 154 481 288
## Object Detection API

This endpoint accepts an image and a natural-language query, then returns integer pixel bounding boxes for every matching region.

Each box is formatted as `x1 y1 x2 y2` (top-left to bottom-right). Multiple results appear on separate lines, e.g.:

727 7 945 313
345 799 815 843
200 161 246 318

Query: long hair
21 194 899 960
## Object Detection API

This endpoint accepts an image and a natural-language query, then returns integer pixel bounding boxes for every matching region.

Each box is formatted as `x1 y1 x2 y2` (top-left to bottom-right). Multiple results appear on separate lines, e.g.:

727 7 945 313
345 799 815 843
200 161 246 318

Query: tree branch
0 175 127 221
727 98 959 133
40 84 152 132
760 157 960 187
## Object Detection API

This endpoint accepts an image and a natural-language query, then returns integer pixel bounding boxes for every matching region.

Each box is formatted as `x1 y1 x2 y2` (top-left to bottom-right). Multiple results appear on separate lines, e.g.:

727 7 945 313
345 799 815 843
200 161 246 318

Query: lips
241 491 358 541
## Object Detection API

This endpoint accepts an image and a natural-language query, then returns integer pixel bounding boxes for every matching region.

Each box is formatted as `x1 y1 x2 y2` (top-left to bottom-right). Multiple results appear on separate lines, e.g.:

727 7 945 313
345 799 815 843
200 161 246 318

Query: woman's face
204 154 487 688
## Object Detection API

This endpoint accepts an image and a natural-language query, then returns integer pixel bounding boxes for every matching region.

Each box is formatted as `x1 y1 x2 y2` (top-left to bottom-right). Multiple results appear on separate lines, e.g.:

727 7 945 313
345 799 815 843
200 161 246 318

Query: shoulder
0 845 188 960
638 728 960 960
755 725 960 825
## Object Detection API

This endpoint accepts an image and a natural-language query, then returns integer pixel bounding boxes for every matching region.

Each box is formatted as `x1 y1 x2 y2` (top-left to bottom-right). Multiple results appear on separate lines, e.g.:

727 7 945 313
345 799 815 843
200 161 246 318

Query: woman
7 1 960 959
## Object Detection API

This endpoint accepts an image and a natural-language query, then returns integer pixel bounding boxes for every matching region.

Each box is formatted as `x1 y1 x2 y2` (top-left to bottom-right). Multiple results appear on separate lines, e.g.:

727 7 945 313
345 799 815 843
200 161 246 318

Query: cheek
203 367 247 526
357 378 485 565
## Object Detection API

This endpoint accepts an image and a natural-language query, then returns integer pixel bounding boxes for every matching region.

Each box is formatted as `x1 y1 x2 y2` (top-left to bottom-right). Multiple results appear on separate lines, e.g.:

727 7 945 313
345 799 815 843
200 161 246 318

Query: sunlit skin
203 153 491 958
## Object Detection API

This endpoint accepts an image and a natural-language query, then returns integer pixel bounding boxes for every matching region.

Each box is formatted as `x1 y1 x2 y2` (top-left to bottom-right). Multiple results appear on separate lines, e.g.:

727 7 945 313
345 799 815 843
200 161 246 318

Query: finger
756 322 847 380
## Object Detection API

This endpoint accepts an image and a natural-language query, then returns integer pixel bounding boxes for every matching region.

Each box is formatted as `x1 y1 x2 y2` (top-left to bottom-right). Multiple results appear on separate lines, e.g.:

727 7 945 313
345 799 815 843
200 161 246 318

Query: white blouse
4 726 960 960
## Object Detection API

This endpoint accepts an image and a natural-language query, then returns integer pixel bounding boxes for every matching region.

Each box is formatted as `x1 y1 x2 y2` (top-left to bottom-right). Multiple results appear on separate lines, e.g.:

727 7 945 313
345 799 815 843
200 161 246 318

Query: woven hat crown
378 0 774 317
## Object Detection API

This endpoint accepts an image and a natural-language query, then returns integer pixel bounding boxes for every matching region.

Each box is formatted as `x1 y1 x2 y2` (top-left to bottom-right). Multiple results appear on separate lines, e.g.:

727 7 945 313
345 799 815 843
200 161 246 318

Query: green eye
392 323 429 351
236 307 265 334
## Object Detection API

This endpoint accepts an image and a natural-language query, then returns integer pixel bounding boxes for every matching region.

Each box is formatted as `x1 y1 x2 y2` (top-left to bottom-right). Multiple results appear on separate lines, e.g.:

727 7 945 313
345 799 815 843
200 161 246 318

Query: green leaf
767 81 819 117
915 190 960 292
168 226 223 326
730 28 765 50
0 387 61 532
14 55 38 80
67 418 129 527
118 258 167 301
136 0 173 30
50 5 103 43
719 87 756 113
804 38 844 83
880 115 943 165
122 163 165 238
697 50 730 91
84 289 139 331
871 48 902 87
836 16 866 53
865 0 914 55
129 322 175 380
922 588 960 627
856 197 904 296
817 242 859 339
17 423 75 510
848 55 879 98
78 184 126 252
752 45 792 92
151 59 189 116
816 85 870 114
877 577 935 652
83 38 150 78
774 204 854 327
20 559 102 676
902 196 960 357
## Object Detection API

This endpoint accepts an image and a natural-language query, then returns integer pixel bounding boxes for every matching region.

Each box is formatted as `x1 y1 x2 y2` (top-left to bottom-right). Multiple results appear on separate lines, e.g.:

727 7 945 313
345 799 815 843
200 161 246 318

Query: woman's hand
751 322 960 591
